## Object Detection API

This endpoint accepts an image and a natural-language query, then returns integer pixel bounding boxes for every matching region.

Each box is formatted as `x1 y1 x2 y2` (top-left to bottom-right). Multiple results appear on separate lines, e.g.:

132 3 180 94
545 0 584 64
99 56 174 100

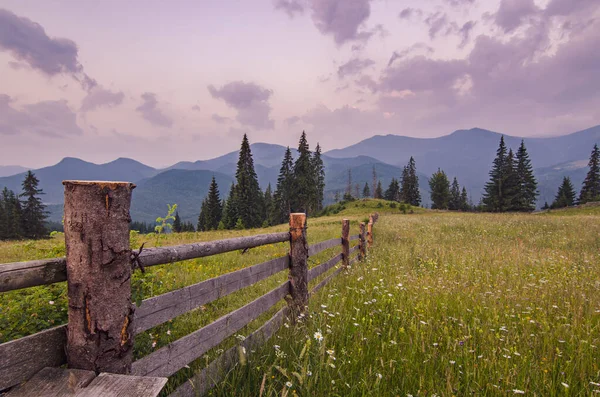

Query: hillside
0 165 29 178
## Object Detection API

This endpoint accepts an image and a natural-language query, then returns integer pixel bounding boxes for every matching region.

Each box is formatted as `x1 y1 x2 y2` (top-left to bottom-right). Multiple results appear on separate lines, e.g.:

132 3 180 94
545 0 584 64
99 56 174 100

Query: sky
0 0 599 168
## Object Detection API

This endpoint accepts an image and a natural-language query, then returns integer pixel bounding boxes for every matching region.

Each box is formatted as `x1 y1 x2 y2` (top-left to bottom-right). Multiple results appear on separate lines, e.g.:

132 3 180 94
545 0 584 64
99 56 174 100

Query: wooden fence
0 181 378 396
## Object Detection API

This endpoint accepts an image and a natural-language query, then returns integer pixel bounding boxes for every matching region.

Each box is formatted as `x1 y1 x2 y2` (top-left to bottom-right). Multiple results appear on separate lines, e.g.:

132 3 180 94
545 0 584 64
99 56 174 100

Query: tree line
0 171 48 240
194 132 325 232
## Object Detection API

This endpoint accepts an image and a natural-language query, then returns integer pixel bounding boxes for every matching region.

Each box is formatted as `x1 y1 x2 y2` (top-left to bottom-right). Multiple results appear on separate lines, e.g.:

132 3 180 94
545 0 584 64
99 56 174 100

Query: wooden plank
131 282 289 378
349 245 359 256
307 238 340 257
349 234 360 241
74 373 167 397
170 307 290 397
0 258 67 293
0 325 67 391
310 267 343 296
307 253 342 282
6 367 96 397
134 255 289 334
0 232 289 293
341 220 350 268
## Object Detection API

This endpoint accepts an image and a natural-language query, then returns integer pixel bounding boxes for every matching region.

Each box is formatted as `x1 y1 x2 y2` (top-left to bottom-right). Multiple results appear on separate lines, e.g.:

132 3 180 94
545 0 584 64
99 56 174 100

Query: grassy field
1 200 599 396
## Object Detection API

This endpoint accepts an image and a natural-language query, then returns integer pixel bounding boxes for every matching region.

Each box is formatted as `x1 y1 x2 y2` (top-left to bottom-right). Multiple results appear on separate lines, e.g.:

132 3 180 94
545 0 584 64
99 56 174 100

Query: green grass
2 200 599 396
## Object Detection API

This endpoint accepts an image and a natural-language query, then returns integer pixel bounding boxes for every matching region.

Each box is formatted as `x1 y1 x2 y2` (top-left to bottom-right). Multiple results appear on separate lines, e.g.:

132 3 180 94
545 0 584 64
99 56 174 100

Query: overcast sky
1 0 599 168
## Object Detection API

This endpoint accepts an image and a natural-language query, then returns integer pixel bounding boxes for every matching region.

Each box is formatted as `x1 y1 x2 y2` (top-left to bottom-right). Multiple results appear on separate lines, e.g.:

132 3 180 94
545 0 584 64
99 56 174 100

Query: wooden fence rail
0 180 378 395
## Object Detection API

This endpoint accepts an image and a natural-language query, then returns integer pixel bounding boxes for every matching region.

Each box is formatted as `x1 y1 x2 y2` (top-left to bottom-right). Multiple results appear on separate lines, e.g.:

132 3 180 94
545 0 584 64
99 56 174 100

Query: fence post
367 219 374 248
288 213 308 321
358 222 366 260
341 219 350 268
63 181 136 374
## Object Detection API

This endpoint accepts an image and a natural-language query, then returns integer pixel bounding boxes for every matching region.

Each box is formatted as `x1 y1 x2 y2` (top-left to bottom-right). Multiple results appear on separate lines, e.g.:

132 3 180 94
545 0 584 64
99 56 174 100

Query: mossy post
358 222 366 260
341 219 350 268
63 180 136 374
288 213 308 321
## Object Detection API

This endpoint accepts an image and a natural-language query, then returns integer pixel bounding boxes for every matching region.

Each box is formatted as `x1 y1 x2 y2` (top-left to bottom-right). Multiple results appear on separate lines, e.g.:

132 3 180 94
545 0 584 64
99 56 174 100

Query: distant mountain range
1 125 598 223
0 165 29 177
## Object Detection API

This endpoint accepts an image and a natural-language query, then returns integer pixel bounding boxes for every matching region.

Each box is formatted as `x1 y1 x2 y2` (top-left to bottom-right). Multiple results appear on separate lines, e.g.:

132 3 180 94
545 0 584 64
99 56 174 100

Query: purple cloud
208 81 275 129
211 113 232 124
80 86 124 112
0 94 82 137
337 58 375 78
0 8 96 91
458 21 477 48
274 0 305 18
399 8 422 20
310 0 373 45
191 105 201 112
494 0 539 33
136 93 173 127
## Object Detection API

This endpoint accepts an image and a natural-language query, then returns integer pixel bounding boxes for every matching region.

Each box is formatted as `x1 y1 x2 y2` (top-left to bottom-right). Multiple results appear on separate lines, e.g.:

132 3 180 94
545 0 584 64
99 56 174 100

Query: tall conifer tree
312 143 325 212
384 179 401 202
483 136 509 212
402 157 421 206
293 131 315 213
449 177 461 210
204 176 223 230
222 183 238 229
20 171 47 239
363 182 371 198
429 169 450 210
272 147 294 224
552 177 577 208
579 144 600 204
515 140 538 211
173 211 182 232
375 180 383 200
234 134 263 228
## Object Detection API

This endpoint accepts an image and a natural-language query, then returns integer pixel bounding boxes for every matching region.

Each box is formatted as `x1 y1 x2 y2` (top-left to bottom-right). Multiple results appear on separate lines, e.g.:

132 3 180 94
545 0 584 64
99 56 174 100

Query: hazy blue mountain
0 157 157 204
534 160 588 207
0 165 29 177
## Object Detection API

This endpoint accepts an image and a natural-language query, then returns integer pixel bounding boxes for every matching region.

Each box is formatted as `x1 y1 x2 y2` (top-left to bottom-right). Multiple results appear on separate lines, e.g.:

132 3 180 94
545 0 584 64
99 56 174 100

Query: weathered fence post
358 222 366 260
341 219 350 268
288 213 308 320
367 219 374 248
63 181 136 374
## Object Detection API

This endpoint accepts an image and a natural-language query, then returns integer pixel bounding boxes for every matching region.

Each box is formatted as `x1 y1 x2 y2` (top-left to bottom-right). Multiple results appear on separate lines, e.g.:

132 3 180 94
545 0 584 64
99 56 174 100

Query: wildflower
242 347 246 354
285 381 293 388
321 304 327 308
307 371 312 376
274 345 280 350
561 383 569 388
167 330 171 336
353 323 359 326
152 341 157 348
377 373 382 379
329 363 336 368
512 390 525 394
449 360 456 365
331 380 336 385
49 301 55 305
591 382 600 387
235 334 245 341
314 331 323 342
326 349 335 356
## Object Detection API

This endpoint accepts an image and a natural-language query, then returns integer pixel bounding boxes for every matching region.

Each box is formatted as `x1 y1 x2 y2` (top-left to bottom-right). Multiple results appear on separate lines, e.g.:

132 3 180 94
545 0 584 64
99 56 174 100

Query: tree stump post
341 219 350 268
367 220 374 248
288 213 308 321
358 222 366 260
63 181 136 374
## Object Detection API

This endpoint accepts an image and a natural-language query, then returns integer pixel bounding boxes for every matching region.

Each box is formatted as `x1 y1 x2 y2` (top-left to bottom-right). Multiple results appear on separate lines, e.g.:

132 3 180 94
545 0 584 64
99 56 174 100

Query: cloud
388 43 434 67
494 0 539 33
274 0 305 18
285 116 301 125
191 105 201 112
211 113 232 124
310 0 373 45
0 8 96 90
337 57 375 78
444 0 476 6
458 21 477 48
399 8 422 20
0 94 82 137
135 92 173 127
80 86 124 112
208 81 275 129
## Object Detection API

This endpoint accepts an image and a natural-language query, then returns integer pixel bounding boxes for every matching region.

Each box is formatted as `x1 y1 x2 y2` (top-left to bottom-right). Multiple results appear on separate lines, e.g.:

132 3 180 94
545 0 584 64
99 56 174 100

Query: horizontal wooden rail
307 238 340 257
134 255 289 334
308 253 342 282
169 307 290 397
132 282 289 378
311 267 343 296
0 325 67 391
0 232 290 293
349 234 360 241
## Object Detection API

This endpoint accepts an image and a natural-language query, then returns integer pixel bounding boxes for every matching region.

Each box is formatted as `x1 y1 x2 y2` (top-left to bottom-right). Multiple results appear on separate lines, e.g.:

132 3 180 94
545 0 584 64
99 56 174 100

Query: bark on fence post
288 213 308 321
367 220 374 248
63 180 136 374
358 222 366 260
341 219 350 268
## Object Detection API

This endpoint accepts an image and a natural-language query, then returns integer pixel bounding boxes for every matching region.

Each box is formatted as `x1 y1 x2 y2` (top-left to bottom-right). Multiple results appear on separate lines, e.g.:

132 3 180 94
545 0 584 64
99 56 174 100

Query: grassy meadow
1 200 599 396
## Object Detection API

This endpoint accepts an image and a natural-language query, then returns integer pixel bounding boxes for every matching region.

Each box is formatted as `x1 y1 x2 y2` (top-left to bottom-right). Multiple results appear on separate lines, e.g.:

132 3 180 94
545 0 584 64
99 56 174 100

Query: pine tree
363 182 371 198
312 143 325 212
292 131 315 213
235 134 263 228
375 180 383 200
483 136 514 212
460 187 469 211
222 183 238 229
263 183 273 226
173 211 182 233
197 198 208 231
384 179 401 202
552 177 577 208
541 202 550 210
579 144 600 204
504 149 520 211
402 157 421 206
449 177 461 210
372 166 378 198
429 168 451 210
514 140 538 211
201 176 223 230
20 171 47 239
272 147 294 225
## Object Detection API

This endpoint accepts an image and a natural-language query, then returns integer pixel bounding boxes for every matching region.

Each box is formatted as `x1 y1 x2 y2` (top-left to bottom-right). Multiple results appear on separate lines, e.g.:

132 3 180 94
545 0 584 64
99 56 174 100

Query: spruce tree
429 169 451 210
552 177 577 208
579 144 600 204
173 211 182 233
222 183 238 229
515 140 538 211
272 147 294 225
234 134 263 228
375 180 383 200
449 177 461 210
402 157 421 206
460 187 469 211
504 149 520 211
384 179 401 202
363 182 371 198
203 176 223 230
197 198 208 231
483 136 512 212
312 143 325 212
20 171 47 239
292 131 315 213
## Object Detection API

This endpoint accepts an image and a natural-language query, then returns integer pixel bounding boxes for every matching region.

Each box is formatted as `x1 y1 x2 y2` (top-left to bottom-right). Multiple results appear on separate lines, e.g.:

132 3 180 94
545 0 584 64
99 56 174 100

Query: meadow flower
376 373 382 379
512 389 525 394
285 381 293 388
326 349 335 356
314 331 323 342
152 341 157 348
561 383 569 388
49 301 55 305
167 330 171 336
